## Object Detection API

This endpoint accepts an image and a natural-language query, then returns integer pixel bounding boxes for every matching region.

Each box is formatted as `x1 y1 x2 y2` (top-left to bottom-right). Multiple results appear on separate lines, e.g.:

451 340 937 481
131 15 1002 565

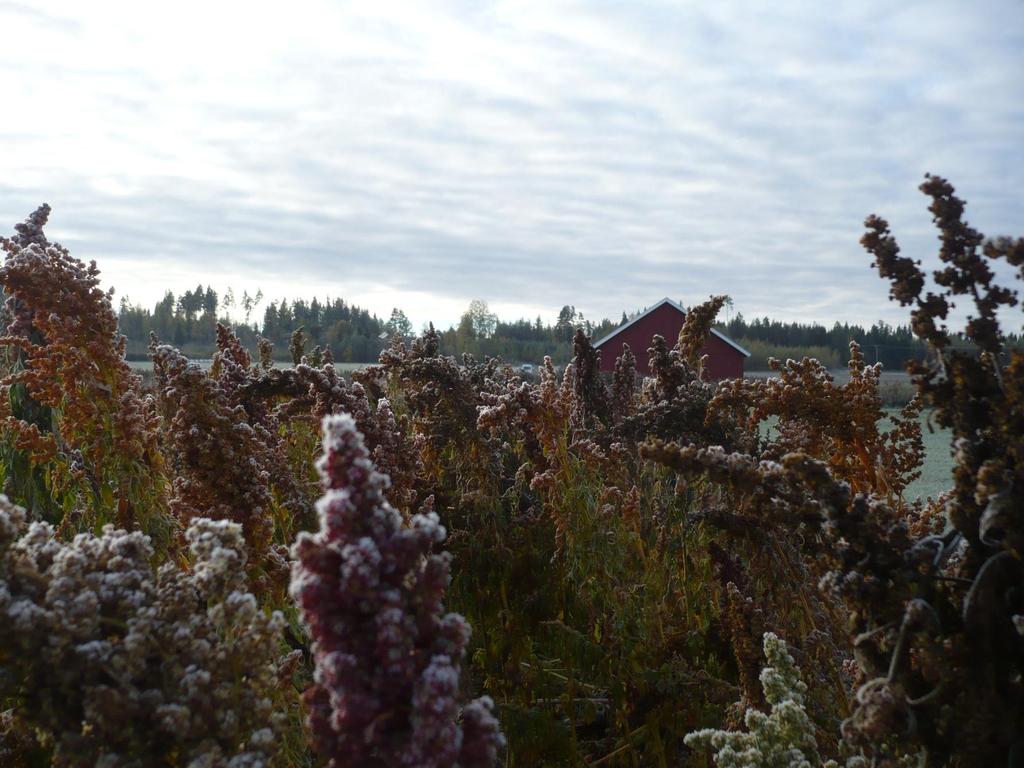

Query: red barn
593 298 749 379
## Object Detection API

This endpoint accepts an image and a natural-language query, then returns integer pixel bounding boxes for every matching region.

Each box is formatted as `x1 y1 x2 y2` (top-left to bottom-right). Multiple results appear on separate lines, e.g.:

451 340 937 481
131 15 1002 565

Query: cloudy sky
1 0 1022 331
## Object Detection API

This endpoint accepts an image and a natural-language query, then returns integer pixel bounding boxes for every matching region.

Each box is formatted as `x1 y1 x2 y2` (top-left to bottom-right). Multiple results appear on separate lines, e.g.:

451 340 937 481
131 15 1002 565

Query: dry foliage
1 177 1020 766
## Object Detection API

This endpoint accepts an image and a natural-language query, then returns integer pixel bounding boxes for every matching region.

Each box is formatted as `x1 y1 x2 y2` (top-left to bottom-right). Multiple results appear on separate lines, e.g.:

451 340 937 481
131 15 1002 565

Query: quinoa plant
0 497 295 766
0 179 1014 767
0 206 170 542
840 175 1024 764
686 633 873 768
290 414 504 767
470 313 841 764
151 340 279 568
709 341 925 501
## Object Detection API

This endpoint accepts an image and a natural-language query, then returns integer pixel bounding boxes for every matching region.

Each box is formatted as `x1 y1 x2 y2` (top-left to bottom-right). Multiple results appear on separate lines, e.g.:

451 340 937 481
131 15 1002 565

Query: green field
903 410 953 501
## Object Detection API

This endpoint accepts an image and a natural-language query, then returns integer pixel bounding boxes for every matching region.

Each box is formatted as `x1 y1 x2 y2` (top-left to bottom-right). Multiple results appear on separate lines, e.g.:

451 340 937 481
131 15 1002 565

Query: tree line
118 286 387 361
720 313 1022 370
117 288 1016 370
117 291 621 364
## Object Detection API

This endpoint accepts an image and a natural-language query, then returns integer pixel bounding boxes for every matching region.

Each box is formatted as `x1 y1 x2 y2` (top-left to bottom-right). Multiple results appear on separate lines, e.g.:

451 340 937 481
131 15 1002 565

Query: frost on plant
290 414 504 767
0 496 290 766
151 341 276 559
685 633 867 768
0 205 166 531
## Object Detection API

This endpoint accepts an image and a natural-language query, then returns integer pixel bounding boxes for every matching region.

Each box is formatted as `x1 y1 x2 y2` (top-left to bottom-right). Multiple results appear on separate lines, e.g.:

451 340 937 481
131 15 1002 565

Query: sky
1 0 1022 332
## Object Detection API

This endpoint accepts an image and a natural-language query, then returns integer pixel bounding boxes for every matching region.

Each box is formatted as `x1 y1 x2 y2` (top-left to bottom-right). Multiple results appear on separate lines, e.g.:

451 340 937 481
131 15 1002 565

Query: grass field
903 410 953 501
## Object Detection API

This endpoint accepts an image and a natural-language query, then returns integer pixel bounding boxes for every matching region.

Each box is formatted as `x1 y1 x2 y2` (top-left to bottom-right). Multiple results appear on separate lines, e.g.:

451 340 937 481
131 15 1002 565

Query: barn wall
595 303 745 379
702 333 745 379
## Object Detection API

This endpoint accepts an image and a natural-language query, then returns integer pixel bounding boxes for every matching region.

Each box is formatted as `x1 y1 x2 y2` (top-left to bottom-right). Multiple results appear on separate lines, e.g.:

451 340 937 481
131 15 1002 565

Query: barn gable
593 298 750 379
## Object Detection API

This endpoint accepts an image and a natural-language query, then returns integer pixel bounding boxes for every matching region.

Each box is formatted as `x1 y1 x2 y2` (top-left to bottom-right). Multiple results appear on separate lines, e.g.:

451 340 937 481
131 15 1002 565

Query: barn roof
593 297 751 357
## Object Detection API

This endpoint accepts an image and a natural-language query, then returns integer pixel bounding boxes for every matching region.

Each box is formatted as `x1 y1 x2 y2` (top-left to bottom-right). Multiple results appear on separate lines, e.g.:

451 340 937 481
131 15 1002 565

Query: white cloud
1 0 1021 331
